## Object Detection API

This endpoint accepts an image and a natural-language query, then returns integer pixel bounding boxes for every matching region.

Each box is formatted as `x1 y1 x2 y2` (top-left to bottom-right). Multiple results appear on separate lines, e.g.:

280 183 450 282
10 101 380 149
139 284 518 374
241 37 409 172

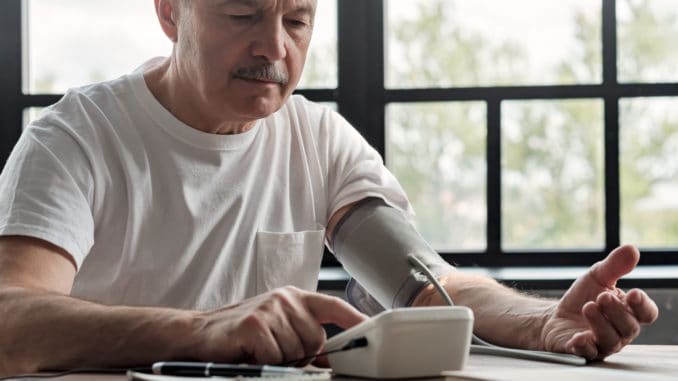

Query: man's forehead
215 0 316 11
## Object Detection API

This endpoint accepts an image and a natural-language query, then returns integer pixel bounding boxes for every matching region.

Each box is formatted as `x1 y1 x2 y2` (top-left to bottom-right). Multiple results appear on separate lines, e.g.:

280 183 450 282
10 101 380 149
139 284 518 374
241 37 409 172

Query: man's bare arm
411 270 552 349
0 236 365 376
0 236 197 374
412 245 658 359
327 200 657 359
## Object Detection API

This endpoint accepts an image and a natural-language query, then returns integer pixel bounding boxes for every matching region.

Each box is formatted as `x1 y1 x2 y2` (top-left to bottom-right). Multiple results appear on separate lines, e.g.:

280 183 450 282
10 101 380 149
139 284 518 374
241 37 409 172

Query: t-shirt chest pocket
255 227 325 294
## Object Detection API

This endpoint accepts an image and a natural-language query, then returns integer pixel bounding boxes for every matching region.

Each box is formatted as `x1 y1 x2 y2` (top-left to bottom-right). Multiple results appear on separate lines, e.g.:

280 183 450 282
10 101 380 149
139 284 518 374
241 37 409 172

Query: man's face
174 0 315 122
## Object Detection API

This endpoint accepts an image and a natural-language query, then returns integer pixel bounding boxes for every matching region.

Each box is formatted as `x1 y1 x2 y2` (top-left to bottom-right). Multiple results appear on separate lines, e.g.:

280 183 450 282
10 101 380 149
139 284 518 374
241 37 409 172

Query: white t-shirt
0 68 411 310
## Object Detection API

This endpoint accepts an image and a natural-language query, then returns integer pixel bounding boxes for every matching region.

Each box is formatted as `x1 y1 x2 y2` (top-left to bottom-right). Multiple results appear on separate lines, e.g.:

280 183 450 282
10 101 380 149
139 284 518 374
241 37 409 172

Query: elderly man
0 0 658 375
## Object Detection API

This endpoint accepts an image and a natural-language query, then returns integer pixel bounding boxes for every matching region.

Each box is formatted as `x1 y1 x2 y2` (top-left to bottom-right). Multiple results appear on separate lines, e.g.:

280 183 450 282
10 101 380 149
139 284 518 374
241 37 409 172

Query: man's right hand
190 286 367 366
0 236 366 374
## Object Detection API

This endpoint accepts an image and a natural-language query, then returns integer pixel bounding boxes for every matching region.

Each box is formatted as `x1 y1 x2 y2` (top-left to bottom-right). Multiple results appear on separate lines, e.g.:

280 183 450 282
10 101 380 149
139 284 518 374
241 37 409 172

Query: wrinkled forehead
213 0 316 13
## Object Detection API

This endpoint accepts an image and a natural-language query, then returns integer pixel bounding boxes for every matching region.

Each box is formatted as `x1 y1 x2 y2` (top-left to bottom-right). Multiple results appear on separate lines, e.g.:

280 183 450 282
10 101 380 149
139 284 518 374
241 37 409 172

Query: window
381 0 678 266
2 0 677 268
386 0 602 88
501 99 605 250
617 0 678 83
386 101 487 251
620 97 678 248
25 0 172 94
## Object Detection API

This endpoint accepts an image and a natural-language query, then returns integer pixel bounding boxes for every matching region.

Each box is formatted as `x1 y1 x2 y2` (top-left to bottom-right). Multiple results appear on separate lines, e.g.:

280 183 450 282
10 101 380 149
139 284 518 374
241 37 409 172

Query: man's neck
143 58 256 135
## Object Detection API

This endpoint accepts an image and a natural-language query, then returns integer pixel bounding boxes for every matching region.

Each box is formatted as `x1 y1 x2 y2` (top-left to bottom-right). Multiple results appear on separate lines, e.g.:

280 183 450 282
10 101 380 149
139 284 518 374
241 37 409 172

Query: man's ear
155 0 179 42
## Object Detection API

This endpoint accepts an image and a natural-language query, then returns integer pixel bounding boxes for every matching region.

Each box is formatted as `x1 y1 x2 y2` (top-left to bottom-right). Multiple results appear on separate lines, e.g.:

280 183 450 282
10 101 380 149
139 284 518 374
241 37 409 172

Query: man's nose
251 19 287 62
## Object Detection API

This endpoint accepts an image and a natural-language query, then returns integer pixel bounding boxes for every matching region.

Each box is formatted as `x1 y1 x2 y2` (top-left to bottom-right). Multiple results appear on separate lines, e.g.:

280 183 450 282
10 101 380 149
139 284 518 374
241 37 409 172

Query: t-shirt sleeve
320 108 413 219
0 123 95 269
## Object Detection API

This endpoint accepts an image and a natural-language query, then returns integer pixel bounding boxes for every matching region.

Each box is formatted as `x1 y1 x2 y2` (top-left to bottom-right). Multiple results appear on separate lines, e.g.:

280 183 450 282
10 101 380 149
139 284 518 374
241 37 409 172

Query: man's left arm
328 201 658 360
411 245 658 360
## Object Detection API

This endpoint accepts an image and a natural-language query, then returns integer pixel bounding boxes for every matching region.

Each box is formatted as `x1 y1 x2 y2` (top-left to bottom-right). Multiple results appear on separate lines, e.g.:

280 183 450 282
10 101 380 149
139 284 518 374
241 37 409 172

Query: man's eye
286 18 308 28
229 14 255 22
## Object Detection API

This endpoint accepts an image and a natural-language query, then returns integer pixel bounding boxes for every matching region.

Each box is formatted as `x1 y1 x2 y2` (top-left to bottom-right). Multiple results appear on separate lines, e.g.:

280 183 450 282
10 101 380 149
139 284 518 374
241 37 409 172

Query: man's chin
234 97 286 119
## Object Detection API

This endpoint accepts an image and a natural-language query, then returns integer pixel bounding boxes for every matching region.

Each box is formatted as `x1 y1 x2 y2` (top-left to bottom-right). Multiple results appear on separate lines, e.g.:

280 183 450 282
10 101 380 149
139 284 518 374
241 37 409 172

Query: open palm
540 245 658 360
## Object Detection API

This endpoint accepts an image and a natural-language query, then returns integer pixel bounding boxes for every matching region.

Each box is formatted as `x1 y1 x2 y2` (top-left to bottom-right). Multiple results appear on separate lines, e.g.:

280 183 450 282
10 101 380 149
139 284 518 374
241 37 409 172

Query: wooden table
442 345 677 380
31 345 678 381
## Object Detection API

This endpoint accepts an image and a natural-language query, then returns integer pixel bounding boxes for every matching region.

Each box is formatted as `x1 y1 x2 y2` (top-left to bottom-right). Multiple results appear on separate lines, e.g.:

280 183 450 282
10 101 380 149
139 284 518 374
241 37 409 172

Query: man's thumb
590 245 640 287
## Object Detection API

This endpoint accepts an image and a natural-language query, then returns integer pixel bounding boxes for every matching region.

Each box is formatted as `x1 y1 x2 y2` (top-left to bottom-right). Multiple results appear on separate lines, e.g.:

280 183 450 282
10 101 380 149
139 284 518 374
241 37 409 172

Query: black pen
152 361 308 377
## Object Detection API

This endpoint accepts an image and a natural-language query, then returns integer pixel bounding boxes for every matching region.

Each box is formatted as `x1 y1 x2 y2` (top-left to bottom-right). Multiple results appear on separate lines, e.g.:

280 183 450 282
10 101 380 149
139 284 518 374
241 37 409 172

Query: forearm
412 271 555 350
0 286 196 375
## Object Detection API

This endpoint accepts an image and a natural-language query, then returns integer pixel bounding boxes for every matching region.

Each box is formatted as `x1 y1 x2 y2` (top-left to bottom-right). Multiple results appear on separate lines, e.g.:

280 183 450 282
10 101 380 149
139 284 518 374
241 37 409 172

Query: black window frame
1 0 677 271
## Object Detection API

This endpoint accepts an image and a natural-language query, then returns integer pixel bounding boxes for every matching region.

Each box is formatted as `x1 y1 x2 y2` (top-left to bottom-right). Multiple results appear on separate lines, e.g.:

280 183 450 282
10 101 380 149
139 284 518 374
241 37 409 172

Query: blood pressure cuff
330 198 455 315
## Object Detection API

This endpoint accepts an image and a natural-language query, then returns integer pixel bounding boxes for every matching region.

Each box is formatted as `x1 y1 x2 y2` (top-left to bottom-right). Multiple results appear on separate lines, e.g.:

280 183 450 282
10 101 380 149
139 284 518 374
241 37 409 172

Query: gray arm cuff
331 198 455 313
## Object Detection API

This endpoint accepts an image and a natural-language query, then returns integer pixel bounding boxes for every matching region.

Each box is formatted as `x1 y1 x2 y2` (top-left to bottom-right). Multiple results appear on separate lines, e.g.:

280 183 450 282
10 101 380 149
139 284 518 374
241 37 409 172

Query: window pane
25 0 337 93
620 97 678 248
25 0 171 93
502 99 604 249
297 0 337 89
386 0 601 88
618 0 678 83
386 102 486 250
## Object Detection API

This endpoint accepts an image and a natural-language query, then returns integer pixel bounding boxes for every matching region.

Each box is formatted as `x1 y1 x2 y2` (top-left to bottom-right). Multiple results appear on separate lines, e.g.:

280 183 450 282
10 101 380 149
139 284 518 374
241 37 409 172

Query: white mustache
233 63 289 84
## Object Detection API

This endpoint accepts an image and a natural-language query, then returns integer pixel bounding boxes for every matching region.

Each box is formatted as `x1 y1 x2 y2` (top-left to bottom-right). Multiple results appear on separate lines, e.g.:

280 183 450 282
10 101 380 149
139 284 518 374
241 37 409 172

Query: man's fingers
567 331 598 359
282 292 366 365
583 301 622 356
260 287 327 364
285 302 327 364
590 245 640 288
305 293 368 329
270 314 307 365
597 292 640 341
627 288 659 324
247 321 284 365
